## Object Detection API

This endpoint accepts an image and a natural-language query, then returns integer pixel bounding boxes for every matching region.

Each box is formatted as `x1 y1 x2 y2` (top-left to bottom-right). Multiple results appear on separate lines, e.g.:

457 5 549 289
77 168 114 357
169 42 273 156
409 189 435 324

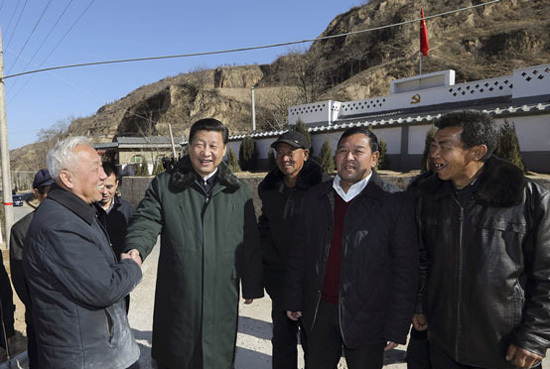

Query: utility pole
0 27 14 247
168 123 177 158
251 87 256 132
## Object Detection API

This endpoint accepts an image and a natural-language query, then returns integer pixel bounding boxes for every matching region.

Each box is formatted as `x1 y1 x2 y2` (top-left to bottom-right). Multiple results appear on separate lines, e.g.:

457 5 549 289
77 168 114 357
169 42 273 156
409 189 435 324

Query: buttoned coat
125 156 263 369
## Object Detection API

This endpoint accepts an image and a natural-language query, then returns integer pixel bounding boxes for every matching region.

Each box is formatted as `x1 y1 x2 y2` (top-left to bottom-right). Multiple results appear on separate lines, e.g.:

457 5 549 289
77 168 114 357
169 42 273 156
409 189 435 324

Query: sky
0 0 364 150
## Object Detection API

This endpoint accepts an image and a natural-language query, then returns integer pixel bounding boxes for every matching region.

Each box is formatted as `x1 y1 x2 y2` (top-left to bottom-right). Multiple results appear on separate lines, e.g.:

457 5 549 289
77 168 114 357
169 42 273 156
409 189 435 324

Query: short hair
434 110 497 161
46 136 92 180
102 161 120 182
189 118 229 145
337 127 379 153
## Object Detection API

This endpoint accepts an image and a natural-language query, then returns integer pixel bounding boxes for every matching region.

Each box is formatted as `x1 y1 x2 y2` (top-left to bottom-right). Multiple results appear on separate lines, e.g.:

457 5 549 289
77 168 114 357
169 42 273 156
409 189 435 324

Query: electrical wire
2 0 504 81
7 0 53 75
8 0 75 96
37 0 95 67
4 0 28 50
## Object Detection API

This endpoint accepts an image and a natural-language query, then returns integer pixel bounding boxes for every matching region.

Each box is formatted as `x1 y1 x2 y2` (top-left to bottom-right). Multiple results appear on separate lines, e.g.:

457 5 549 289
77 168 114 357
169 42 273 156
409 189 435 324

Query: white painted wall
371 127 402 154
495 115 550 152
409 125 434 155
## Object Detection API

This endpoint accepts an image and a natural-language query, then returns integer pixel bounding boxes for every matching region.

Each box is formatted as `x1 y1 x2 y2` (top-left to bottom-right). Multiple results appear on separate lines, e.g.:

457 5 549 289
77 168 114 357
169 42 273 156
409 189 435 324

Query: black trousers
26 317 39 369
306 300 384 369
264 269 305 369
406 326 431 369
429 342 542 369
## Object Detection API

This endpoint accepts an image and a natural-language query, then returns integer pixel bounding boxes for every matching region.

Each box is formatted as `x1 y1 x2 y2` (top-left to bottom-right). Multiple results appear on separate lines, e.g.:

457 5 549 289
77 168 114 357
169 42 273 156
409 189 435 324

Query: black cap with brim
270 131 309 150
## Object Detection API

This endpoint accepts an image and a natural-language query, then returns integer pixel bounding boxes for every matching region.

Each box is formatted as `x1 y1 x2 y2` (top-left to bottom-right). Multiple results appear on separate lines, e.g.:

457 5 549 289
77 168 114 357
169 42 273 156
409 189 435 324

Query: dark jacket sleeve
0 249 15 339
512 188 550 356
415 194 429 315
384 192 419 344
257 188 274 263
284 191 312 312
9 216 31 307
238 196 264 300
38 227 142 309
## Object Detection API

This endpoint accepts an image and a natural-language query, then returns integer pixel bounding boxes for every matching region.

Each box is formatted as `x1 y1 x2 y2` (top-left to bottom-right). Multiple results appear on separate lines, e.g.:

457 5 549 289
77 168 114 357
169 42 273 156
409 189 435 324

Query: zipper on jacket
312 191 334 336
455 200 464 359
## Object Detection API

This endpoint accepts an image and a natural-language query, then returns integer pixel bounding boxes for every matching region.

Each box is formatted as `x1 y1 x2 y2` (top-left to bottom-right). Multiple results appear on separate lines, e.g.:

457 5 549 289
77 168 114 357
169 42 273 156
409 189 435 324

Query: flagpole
419 52 422 75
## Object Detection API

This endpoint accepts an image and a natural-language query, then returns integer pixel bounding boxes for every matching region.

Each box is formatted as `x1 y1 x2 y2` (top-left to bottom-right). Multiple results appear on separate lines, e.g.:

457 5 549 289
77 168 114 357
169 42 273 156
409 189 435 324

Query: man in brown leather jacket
414 110 550 369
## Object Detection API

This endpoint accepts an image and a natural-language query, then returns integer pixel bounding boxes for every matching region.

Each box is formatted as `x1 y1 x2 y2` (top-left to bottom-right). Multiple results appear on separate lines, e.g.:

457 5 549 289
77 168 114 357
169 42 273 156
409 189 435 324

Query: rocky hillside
11 0 550 169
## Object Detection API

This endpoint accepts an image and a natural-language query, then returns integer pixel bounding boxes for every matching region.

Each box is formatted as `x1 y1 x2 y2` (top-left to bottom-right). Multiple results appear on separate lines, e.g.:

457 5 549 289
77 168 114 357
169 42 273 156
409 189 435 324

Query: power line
27 0 75 67
4 0 26 49
38 0 95 67
3 0 504 82
8 0 75 96
7 0 53 75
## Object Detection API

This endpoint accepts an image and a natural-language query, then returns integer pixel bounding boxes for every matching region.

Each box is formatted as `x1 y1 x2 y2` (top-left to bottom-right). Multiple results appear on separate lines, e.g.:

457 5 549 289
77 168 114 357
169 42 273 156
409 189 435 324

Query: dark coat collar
47 184 97 225
168 155 241 193
419 156 525 207
259 159 324 191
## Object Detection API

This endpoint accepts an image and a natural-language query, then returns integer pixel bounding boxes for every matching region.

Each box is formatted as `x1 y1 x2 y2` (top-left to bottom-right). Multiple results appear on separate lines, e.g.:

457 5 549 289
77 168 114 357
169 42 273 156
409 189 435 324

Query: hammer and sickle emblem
410 94 421 104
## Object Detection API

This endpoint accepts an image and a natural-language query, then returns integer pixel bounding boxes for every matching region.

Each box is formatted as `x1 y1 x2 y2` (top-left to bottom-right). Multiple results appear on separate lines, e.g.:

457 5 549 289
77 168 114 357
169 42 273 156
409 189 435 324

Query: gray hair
46 136 92 181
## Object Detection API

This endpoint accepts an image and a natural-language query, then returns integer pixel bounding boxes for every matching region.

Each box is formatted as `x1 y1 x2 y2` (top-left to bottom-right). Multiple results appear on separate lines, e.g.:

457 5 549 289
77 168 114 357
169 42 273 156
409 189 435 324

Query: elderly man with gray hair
23 136 142 369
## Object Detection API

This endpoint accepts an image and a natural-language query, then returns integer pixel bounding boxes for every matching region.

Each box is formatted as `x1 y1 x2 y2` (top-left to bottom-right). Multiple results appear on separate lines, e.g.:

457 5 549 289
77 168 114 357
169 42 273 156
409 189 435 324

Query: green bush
227 147 241 172
152 160 164 175
495 120 525 172
293 118 313 156
376 138 390 170
239 136 258 172
318 138 335 174
267 148 276 170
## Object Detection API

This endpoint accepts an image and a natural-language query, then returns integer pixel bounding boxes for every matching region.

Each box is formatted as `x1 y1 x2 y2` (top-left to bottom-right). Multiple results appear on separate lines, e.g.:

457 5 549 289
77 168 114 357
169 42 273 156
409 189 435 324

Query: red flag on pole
420 7 429 56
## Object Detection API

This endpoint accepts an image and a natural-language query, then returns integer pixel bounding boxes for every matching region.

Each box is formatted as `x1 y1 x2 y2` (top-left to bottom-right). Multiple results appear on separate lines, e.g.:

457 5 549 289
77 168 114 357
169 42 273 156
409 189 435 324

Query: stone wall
120 173 550 214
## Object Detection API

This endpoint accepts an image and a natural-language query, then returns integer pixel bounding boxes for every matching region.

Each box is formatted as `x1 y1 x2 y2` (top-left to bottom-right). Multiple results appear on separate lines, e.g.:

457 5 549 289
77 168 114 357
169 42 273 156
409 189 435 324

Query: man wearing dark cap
258 130 324 369
9 168 54 368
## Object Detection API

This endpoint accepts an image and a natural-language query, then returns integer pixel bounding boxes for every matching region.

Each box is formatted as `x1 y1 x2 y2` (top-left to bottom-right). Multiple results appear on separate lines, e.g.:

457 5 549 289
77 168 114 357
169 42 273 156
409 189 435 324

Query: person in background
414 110 550 369
97 161 132 257
96 161 133 313
23 136 142 369
9 169 53 368
125 118 263 369
285 127 418 369
258 131 324 369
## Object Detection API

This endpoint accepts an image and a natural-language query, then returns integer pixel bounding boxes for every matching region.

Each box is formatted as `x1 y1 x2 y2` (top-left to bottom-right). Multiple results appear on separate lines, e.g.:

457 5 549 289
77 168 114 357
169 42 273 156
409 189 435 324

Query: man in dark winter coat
259 131 324 369
286 127 418 369
10 168 53 368
23 137 142 369
125 118 264 369
414 110 550 369
97 161 132 258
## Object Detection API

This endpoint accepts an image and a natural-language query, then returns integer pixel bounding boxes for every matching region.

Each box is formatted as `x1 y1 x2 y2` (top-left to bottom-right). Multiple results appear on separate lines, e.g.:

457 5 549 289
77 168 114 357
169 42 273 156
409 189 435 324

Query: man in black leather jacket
259 131 324 369
285 127 418 369
414 110 550 369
